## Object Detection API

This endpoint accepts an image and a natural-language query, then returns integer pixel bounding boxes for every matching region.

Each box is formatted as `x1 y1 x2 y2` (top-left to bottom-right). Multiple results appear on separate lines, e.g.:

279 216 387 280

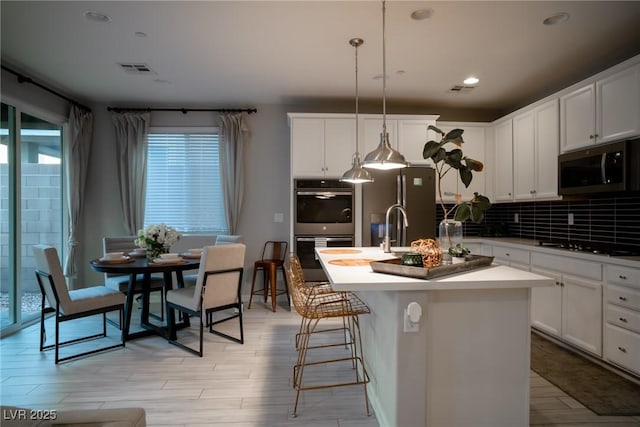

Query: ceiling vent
448 85 476 94
118 63 156 74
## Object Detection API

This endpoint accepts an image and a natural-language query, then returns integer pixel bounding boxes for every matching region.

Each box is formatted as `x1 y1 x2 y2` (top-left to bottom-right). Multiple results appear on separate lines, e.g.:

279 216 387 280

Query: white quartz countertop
316 247 555 292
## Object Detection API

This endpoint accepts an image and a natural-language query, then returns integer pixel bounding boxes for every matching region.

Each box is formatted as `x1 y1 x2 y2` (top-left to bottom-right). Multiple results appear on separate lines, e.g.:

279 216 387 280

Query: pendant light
341 38 374 184
363 0 409 170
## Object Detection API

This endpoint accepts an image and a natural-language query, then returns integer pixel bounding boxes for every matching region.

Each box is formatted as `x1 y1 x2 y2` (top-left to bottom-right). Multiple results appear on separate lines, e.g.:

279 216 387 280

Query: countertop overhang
316 247 555 292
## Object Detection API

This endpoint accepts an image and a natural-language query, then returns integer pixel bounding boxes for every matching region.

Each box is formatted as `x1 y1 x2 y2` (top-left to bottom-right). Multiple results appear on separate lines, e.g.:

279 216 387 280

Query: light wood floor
1 300 639 427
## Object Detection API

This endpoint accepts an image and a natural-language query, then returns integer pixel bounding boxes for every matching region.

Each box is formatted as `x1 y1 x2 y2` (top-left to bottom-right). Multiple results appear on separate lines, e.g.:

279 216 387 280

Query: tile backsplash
436 195 640 250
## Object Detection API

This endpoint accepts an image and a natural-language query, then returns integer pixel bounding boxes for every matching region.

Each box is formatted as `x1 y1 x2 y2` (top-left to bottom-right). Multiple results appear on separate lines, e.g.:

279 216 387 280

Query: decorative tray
370 255 494 280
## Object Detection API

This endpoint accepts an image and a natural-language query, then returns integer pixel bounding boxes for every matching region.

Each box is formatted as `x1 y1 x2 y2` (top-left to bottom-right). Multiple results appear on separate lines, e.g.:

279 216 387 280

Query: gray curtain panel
219 113 249 234
111 112 150 235
63 105 94 284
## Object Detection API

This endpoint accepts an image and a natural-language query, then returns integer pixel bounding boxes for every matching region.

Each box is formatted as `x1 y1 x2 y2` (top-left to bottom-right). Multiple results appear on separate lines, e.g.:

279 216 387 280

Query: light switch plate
274 213 284 223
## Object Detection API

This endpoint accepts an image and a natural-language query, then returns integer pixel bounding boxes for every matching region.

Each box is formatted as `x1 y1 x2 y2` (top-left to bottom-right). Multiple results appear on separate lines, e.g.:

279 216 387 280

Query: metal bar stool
284 254 371 417
248 241 290 312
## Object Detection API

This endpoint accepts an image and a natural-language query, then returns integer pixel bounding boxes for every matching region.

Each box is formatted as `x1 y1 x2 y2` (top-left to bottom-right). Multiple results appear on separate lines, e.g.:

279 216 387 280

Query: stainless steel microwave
558 139 640 196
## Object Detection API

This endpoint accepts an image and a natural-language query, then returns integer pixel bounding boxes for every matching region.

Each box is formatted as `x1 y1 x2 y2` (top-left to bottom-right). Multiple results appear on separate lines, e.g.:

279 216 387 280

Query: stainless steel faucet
383 203 409 253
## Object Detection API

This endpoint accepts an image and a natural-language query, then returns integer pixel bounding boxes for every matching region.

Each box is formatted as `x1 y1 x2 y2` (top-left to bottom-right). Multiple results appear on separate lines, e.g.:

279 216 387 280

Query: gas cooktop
537 240 640 257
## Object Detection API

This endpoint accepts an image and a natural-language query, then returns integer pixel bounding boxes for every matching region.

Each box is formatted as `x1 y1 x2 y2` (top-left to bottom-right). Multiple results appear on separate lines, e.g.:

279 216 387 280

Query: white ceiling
2 1 640 118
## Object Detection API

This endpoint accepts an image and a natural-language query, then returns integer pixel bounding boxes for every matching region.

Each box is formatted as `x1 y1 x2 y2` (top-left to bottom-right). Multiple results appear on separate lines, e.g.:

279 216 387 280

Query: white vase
452 256 466 264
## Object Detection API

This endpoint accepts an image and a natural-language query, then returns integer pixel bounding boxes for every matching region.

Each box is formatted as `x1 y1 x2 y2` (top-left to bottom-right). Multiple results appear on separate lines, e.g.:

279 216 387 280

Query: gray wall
3 67 495 294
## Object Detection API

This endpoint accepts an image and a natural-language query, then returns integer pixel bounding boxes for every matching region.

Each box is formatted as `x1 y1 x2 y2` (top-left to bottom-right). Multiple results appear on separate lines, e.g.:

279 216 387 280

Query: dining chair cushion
64 286 125 316
33 244 124 315
166 286 199 311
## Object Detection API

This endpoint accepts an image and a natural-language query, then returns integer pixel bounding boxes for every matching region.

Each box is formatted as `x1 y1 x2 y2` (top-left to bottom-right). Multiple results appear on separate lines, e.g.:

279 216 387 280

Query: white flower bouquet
135 223 182 259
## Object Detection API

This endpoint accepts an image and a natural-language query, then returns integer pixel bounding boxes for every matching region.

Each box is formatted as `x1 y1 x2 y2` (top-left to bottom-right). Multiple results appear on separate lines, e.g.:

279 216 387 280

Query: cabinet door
534 100 560 199
291 118 326 177
530 267 563 337
513 111 536 200
324 118 356 178
360 117 397 163
436 124 487 203
397 119 437 165
493 119 514 201
560 84 596 152
597 64 640 144
562 275 603 356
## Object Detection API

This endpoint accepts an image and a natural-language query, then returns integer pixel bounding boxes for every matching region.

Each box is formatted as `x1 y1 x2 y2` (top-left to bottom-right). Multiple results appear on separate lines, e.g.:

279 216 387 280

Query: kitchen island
316 247 554 427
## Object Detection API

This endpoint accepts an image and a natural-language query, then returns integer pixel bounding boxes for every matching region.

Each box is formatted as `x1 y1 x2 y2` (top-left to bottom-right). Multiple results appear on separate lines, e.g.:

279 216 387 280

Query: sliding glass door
1 102 64 335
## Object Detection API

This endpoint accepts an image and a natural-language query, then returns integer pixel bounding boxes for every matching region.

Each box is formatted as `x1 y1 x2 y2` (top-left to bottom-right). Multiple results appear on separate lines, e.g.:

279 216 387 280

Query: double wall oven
294 179 354 281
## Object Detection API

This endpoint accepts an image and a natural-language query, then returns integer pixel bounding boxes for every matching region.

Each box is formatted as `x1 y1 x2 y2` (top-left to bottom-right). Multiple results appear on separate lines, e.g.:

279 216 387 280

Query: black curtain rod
107 107 257 114
1 65 91 112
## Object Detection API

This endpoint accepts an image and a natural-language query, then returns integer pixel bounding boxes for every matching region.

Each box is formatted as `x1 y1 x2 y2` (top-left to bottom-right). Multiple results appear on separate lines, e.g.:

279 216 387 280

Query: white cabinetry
289 115 355 178
530 252 603 356
562 275 603 356
492 119 514 202
513 99 560 200
435 123 488 203
561 63 640 152
360 115 438 166
604 264 640 375
491 244 529 271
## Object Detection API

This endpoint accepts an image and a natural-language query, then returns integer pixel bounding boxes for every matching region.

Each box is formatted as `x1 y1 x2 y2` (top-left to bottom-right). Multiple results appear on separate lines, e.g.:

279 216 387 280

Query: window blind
145 129 227 233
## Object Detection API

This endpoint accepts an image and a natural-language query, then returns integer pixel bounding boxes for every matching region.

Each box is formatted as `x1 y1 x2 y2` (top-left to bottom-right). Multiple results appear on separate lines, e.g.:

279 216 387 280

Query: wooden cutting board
328 258 375 266
319 249 362 255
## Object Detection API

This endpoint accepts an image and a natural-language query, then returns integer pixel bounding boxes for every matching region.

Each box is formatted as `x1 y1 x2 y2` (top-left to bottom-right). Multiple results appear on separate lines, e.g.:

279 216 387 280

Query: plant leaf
442 129 465 146
465 157 484 172
423 140 441 159
428 125 444 136
454 203 471 221
470 205 485 223
472 193 492 210
459 168 472 187
432 147 447 163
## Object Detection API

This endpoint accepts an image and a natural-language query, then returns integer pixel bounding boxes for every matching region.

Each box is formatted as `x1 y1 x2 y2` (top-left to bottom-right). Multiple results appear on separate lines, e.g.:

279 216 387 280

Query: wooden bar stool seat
248 241 290 312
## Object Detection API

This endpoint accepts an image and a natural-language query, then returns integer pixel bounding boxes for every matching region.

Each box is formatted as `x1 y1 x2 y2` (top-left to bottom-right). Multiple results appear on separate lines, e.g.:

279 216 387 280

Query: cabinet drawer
530 251 602 281
604 324 640 375
605 264 640 290
606 303 640 334
492 246 530 265
607 284 640 311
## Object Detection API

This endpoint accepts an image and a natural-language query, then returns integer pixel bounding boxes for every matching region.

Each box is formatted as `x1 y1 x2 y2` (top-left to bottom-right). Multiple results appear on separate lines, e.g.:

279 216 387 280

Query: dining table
90 254 200 341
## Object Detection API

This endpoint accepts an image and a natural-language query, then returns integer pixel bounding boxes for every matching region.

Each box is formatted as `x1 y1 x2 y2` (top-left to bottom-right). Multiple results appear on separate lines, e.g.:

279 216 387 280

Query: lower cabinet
562 275 603 356
530 253 603 357
603 264 640 376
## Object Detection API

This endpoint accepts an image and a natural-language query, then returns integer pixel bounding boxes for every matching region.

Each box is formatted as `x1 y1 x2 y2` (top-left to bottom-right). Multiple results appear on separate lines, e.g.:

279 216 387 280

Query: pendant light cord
382 0 387 135
355 40 360 156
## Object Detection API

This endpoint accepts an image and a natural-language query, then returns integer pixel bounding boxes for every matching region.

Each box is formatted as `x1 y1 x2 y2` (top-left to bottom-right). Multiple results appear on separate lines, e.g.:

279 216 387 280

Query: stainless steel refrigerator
362 166 436 247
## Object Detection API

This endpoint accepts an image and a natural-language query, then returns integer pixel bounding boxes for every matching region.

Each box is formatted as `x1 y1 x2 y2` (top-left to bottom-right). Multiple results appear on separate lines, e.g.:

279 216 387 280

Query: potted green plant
448 244 470 263
422 126 491 251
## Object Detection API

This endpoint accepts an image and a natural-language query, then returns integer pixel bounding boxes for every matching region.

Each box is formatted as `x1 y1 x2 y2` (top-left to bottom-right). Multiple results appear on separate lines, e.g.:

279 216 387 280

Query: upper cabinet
289 114 356 178
492 119 514 202
561 63 640 152
289 113 439 178
434 122 488 203
513 99 560 201
360 115 438 166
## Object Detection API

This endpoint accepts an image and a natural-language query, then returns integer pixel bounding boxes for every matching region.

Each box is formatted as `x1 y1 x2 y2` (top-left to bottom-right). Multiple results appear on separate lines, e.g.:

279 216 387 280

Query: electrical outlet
514 213 519 223
404 308 419 333
568 213 574 225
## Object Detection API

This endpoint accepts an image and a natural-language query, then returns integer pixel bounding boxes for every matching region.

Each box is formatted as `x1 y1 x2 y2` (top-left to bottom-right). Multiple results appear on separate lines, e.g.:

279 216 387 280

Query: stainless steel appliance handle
296 191 353 196
601 153 607 184
295 236 353 242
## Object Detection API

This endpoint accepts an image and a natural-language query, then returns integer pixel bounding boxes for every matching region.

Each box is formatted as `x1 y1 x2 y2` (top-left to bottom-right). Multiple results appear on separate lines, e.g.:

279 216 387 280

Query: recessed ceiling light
134 32 147 38
543 12 570 26
83 10 111 23
411 9 434 21
463 76 479 85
